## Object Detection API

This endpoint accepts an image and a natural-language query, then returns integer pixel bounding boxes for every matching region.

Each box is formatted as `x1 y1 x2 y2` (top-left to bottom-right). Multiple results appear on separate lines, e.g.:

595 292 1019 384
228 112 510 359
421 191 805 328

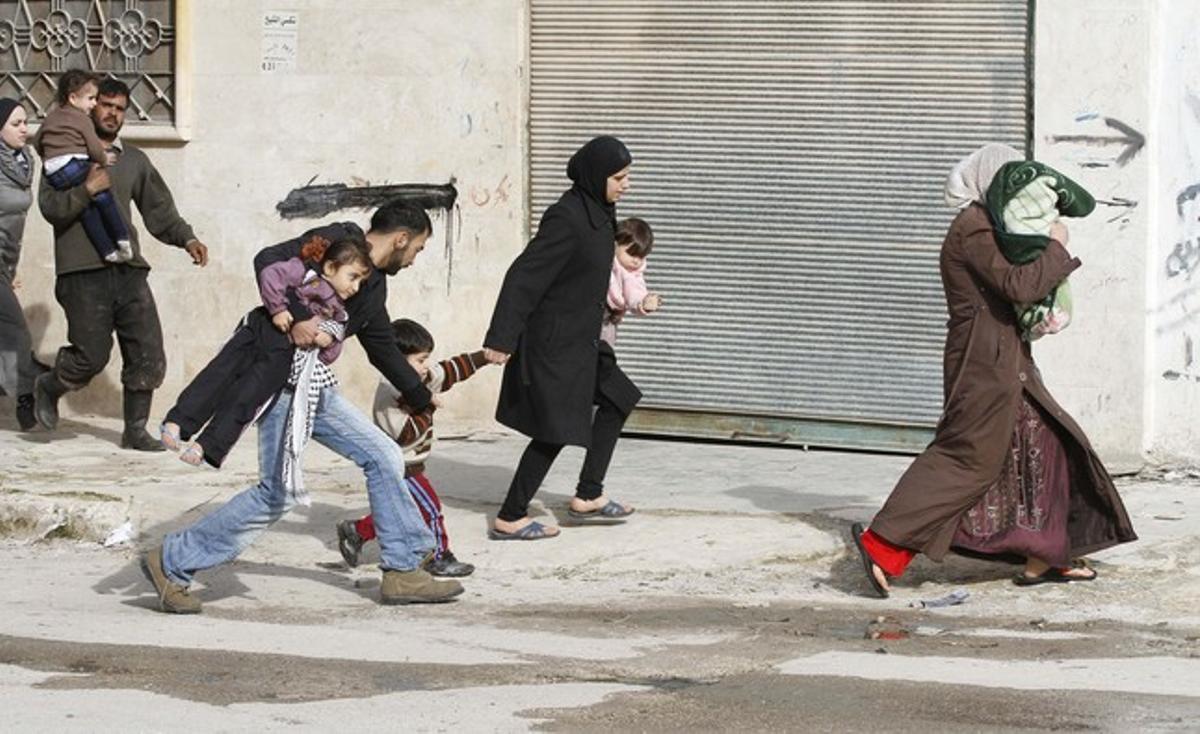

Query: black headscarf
566 135 631 221
0 98 21 135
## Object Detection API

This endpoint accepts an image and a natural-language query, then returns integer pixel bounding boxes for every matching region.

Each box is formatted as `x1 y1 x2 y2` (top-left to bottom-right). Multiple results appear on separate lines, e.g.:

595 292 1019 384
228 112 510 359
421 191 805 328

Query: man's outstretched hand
185 240 209 267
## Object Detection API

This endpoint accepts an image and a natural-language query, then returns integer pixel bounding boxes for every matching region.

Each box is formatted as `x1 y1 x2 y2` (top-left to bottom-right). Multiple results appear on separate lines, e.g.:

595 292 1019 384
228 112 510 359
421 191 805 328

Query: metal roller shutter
528 0 1031 452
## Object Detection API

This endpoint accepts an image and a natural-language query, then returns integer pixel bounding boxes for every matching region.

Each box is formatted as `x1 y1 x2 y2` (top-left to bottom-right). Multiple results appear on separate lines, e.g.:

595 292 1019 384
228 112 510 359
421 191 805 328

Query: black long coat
485 188 641 446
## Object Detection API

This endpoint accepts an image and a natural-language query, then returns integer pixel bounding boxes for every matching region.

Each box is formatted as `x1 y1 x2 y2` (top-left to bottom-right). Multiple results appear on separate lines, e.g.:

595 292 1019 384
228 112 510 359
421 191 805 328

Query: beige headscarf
944 143 1023 209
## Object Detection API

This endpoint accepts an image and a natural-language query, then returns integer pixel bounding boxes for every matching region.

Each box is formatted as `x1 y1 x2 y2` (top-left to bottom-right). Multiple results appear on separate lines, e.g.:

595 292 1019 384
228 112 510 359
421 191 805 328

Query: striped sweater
372 351 487 476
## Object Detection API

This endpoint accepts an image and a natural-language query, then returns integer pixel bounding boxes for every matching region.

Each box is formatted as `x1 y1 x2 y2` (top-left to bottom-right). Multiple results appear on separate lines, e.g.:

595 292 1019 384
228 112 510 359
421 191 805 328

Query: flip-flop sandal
1013 560 1098 586
179 443 205 467
160 423 182 452
851 522 890 599
488 520 559 541
565 499 635 524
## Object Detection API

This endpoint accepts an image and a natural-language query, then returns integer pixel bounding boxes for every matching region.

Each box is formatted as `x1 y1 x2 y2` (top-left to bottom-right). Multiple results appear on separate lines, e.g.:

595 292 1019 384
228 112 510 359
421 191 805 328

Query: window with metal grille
0 0 177 127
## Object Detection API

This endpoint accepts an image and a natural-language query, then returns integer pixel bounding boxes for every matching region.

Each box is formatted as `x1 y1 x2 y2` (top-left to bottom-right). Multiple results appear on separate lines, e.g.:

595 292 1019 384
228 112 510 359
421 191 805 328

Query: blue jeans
45 157 130 259
162 388 435 584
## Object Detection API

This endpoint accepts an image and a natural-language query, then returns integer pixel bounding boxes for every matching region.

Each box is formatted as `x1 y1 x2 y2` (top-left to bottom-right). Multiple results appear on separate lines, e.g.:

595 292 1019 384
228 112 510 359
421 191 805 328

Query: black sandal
1013 560 1098 586
851 522 889 599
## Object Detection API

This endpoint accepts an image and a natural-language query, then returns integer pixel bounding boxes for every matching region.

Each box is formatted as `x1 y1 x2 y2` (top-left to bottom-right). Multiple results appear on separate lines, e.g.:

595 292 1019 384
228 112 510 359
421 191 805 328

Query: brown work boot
140 546 202 614
379 566 464 605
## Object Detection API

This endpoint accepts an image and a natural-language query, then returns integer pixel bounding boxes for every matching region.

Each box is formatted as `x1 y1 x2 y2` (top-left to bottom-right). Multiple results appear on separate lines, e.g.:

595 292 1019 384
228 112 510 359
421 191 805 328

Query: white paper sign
261 11 299 73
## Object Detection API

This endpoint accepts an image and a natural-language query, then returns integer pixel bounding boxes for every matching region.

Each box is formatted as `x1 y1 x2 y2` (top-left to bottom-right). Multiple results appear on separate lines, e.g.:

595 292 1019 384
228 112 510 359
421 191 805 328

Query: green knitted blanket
985 161 1095 341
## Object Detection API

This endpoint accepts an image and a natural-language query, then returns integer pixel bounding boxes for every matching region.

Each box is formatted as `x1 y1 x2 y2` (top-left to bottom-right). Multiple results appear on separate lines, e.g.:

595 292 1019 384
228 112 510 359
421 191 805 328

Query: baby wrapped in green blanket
985 161 1095 341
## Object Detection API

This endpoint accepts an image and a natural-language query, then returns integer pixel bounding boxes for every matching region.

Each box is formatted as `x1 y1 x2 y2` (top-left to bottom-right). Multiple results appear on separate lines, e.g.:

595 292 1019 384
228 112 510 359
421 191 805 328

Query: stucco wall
1031 0 1154 470
14 1 1200 466
1147 0 1200 462
15 0 527 429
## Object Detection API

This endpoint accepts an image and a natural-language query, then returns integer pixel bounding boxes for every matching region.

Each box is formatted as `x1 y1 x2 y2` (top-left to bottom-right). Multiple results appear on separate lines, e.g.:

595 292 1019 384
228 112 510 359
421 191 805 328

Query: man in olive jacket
34 78 209 450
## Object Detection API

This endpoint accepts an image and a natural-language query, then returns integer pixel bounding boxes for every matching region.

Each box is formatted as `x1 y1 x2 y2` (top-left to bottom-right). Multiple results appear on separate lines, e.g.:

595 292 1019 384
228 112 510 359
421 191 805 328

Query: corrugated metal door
528 1 1031 452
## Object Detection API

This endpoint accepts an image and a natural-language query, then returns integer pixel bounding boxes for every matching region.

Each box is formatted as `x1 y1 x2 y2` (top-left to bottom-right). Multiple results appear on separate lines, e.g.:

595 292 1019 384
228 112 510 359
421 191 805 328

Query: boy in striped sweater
336 319 489 577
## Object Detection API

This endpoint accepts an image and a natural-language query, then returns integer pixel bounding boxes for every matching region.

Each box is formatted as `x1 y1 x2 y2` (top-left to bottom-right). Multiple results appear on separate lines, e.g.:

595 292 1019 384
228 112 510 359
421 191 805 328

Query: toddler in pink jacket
601 217 663 345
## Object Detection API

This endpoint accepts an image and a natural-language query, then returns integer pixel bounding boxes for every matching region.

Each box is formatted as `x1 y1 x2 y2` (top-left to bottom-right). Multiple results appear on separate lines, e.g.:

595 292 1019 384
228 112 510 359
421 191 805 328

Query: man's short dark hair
391 318 434 355
97 78 131 101
370 200 432 236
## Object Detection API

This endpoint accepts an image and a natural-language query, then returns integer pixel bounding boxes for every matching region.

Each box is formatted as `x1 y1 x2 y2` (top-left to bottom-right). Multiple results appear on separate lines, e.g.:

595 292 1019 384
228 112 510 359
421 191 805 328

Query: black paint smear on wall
277 181 462 293
276 182 458 220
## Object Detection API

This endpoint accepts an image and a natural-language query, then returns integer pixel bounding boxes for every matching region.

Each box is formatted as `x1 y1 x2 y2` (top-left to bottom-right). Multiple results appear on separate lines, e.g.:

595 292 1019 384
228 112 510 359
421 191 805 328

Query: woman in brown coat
851 144 1137 597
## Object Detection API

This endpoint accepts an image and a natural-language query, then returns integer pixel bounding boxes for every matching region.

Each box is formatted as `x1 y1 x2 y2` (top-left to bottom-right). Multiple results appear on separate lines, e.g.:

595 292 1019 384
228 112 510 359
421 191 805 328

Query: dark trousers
45 158 130 260
0 274 34 395
497 392 627 522
53 266 165 391
165 308 294 467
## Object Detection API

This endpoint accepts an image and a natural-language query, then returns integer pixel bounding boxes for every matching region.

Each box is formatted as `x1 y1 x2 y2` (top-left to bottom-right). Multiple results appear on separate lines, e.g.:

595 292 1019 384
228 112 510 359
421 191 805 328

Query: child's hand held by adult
313 331 333 348
483 347 510 364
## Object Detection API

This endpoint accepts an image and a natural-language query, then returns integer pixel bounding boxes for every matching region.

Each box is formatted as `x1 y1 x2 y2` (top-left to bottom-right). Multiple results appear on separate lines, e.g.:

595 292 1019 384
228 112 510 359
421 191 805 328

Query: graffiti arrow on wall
1049 117 1145 167
1095 196 1138 224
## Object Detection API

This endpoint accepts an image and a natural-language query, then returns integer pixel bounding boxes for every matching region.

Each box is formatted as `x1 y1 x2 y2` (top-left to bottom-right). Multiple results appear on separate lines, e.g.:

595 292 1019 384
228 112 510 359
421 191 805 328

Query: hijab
944 143 1023 209
0 98 20 129
0 98 23 151
566 135 631 222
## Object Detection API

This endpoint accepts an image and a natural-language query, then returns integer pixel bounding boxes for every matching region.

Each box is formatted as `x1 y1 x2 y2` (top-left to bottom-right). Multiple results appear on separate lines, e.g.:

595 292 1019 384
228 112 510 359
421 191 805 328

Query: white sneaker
116 240 134 262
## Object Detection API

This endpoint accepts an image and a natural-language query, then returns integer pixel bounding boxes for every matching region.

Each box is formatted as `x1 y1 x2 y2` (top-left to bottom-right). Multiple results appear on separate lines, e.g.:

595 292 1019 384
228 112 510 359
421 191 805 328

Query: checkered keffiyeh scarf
281 319 345 506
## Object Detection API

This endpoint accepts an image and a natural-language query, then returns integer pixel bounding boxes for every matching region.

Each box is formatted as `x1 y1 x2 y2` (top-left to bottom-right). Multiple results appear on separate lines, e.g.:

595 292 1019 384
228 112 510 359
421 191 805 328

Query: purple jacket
258 257 347 364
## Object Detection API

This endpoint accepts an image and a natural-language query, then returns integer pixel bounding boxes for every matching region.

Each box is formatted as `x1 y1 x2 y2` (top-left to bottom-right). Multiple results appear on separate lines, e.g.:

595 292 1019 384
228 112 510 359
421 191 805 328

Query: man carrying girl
143 202 464 613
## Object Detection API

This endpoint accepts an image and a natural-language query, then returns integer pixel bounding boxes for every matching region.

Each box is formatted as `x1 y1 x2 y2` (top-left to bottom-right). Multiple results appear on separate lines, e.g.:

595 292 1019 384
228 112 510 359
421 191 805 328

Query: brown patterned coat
869 204 1137 560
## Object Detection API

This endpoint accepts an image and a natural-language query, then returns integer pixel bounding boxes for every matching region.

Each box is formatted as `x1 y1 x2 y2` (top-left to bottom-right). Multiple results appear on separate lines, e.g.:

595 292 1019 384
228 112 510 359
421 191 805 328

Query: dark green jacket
37 140 196 276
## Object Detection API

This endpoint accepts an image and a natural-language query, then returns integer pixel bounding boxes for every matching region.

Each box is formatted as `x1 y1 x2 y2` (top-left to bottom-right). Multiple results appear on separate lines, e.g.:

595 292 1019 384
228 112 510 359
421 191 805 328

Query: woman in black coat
483 136 642 540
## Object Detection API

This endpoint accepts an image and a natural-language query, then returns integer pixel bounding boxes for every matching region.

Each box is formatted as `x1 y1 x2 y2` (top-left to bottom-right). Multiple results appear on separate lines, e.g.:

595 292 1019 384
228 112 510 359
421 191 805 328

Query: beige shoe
380 567 464 605
141 546 202 614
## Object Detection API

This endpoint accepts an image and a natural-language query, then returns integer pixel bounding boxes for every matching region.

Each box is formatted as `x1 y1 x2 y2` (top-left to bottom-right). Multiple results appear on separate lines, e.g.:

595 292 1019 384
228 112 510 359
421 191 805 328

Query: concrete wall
16 0 528 429
1032 0 1200 467
13 1 1200 465
1031 0 1153 470
1147 0 1200 462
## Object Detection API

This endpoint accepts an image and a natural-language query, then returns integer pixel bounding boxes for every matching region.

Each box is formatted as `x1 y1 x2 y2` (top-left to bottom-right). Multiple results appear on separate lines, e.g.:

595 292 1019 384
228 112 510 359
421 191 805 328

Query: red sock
861 528 916 578
355 515 376 542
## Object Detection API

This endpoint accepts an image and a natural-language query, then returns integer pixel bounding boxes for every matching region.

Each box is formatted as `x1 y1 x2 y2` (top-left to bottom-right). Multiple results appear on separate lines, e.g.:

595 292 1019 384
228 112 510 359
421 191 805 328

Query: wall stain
276 181 458 220
276 180 461 292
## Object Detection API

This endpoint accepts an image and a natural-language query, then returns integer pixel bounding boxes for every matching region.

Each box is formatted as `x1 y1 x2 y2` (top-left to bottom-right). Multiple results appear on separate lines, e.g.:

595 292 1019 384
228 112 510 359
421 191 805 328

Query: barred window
0 0 177 127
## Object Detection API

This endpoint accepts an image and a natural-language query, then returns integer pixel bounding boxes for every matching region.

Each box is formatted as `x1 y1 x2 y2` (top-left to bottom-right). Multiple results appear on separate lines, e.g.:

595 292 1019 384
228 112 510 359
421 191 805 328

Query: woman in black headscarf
483 135 642 539
0 97 39 430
